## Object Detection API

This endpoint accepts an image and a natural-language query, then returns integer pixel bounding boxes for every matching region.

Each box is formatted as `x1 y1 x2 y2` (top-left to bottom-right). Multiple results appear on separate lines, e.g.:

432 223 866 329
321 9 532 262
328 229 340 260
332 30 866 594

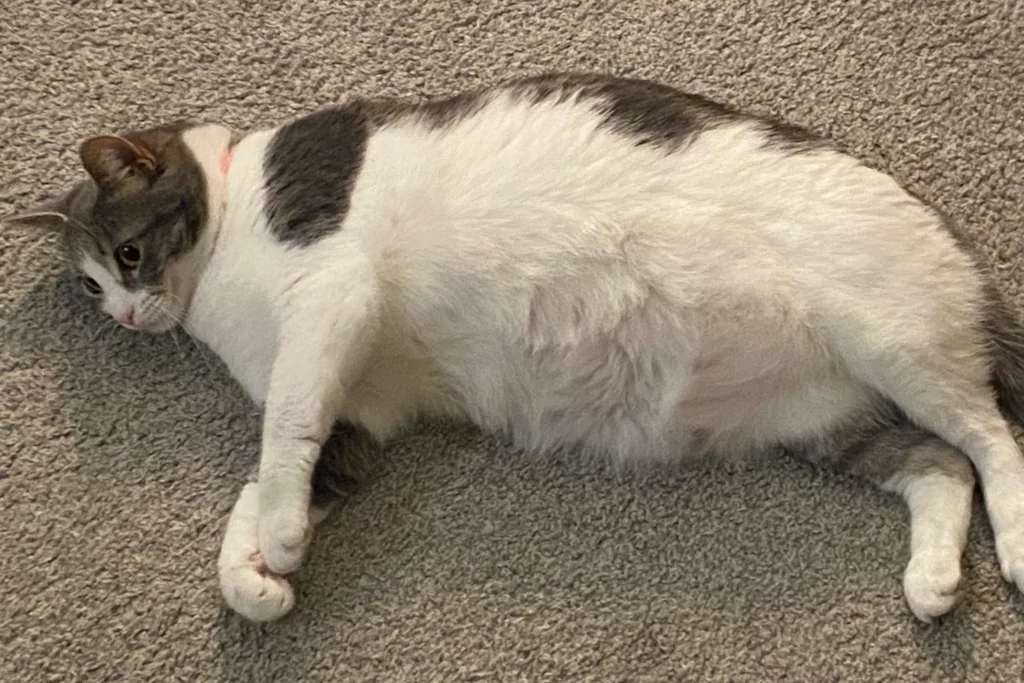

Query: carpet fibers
3 1 1024 681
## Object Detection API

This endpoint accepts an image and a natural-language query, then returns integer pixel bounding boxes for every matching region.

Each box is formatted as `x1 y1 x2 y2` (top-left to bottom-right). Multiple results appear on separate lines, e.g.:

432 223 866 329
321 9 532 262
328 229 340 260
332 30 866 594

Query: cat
6 73 1024 624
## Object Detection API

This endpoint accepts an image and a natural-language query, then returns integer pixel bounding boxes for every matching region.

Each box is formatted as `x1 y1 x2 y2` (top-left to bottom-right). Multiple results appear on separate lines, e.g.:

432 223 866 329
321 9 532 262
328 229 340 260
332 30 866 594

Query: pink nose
118 307 136 327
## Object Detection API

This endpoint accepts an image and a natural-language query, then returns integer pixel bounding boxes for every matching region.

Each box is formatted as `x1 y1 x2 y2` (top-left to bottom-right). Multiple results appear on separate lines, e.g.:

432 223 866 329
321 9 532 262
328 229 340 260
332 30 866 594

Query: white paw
903 552 961 622
996 529 1024 589
220 550 295 622
258 506 311 575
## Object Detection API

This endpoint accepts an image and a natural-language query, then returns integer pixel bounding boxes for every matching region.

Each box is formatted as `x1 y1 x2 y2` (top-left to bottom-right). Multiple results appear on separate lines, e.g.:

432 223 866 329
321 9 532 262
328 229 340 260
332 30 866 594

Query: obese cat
7 73 1024 623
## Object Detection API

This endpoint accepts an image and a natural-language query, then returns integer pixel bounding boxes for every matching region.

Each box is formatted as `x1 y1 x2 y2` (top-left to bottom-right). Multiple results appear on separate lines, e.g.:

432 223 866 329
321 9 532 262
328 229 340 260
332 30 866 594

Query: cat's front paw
220 550 295 622
258 506 311 575
902 551 961 622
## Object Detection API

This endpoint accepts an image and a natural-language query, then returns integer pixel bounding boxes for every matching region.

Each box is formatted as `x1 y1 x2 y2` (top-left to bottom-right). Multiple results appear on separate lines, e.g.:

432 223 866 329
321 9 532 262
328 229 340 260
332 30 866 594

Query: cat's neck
173 125 236 316
181 128 281 401
186 127 279 301
204 142 237 263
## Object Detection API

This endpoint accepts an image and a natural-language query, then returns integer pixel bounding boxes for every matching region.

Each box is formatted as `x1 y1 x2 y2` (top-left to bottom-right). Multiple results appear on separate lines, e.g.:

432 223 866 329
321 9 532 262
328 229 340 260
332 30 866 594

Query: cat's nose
117 307 136 327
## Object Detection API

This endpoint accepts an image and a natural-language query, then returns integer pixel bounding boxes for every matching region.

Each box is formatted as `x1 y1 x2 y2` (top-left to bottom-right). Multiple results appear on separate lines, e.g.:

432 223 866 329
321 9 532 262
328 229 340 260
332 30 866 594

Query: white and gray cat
7 73 1024 623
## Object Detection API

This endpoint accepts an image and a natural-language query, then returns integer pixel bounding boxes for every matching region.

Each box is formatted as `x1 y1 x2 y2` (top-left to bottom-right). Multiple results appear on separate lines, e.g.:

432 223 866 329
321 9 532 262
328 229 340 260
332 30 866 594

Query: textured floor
3 1 1024 681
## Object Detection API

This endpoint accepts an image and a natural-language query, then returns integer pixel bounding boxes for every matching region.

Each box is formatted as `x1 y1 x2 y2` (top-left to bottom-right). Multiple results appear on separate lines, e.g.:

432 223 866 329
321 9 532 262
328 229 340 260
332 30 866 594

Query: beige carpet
3 1 1024 681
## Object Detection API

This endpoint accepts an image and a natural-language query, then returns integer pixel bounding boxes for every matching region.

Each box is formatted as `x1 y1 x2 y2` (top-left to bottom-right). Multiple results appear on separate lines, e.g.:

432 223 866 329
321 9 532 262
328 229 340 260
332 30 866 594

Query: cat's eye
80 276 102 297
115 242 142 269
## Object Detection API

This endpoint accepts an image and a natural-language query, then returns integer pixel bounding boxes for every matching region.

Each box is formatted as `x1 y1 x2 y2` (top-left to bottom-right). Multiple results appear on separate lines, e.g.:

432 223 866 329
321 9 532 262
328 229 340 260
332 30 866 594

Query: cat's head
4 122 232 333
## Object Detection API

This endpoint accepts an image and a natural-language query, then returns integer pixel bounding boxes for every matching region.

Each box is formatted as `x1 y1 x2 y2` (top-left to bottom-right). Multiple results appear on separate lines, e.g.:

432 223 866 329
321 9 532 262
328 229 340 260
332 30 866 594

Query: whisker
90 316 119 342
161 292 196 332
151 294 221 375
167 326 186 361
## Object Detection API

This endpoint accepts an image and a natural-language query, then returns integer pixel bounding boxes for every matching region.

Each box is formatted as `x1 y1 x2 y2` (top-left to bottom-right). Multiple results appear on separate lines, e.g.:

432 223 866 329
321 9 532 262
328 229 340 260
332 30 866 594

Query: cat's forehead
93 180 183 231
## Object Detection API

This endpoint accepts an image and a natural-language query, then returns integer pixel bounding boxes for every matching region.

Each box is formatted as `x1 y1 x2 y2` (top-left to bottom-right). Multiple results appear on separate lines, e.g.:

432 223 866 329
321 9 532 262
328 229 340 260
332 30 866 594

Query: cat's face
6 123 216 333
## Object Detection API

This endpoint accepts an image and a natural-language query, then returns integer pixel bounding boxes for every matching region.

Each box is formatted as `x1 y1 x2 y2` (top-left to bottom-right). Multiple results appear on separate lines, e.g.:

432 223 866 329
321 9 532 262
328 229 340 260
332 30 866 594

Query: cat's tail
310 421 379 509
984 284 1024 422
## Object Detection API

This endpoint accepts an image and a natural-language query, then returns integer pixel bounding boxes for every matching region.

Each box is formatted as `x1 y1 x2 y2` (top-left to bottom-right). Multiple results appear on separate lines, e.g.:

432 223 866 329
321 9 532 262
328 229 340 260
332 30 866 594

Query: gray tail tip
310 422 379 508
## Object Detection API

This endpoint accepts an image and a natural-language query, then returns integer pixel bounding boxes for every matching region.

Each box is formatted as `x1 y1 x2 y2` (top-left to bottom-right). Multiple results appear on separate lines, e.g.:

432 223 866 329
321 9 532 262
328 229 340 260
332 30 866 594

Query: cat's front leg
219 481 295 621
257 277 379 575
220 474 338 621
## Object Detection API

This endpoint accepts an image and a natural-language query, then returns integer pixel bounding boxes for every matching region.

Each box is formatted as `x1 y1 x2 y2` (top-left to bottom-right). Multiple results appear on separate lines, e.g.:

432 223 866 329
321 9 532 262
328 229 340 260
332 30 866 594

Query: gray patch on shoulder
507 73 825 153
264 105 370 246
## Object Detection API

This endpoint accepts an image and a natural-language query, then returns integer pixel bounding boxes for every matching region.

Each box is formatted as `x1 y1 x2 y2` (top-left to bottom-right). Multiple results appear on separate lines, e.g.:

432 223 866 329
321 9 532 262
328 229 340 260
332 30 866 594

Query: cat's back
348 74 833 241
336 75 951 308
261 73 933 267
237 73 962 325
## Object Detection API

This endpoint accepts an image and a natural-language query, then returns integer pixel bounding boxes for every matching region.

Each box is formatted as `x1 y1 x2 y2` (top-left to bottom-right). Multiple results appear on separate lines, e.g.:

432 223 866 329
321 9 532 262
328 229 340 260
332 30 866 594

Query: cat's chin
120 317 177 334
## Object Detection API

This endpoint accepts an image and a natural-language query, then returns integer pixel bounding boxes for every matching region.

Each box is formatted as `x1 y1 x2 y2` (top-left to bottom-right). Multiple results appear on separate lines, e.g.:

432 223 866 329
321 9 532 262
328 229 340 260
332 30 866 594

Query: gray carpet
3 1 1024 681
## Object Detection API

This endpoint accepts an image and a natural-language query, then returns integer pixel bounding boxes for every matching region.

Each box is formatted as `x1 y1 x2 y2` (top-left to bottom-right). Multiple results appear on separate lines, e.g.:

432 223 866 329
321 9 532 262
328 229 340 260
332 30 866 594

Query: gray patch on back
508 73 825 153
367 72 824 151
263 106 370 247
366 90 487 131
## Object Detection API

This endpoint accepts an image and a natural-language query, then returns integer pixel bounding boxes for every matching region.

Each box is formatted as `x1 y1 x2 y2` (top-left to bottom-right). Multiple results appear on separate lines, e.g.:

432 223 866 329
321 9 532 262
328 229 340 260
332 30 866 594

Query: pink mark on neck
219 147 234 175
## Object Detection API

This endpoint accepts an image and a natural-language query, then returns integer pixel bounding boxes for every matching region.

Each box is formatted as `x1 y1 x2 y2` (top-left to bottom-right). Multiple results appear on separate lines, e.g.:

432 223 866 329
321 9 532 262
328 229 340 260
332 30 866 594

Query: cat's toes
903 552 961 622
259 509 310 575
995 530 1024 589
220 550 295 622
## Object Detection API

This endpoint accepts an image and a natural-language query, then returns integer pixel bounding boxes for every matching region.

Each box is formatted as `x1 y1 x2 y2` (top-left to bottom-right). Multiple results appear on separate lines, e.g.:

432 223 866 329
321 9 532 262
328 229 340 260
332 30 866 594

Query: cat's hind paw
902 552 961 622
220 550 295 622
996 529 1024 590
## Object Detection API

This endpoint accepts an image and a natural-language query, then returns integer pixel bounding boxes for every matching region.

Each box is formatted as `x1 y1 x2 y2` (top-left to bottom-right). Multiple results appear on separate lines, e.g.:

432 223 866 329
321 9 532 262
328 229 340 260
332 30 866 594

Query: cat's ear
79 135 158 192
1 193 74 232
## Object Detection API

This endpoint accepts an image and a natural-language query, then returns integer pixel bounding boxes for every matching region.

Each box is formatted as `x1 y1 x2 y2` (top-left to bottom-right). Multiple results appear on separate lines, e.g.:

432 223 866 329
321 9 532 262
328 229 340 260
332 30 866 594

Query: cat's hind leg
803 425 975 621
828 300 1024 608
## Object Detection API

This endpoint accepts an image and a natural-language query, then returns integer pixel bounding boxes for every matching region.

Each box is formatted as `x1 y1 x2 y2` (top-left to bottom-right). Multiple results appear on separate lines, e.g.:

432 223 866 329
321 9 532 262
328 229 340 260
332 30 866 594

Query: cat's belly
675 362 876 455
434 293 876 462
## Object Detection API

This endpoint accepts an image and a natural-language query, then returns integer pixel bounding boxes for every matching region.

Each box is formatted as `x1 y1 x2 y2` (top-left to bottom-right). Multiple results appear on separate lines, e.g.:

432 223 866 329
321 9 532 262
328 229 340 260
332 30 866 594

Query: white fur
217 482 294 622
80 254 182 332
184 127 281 402
173 94 1024 621
80 256 132 323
